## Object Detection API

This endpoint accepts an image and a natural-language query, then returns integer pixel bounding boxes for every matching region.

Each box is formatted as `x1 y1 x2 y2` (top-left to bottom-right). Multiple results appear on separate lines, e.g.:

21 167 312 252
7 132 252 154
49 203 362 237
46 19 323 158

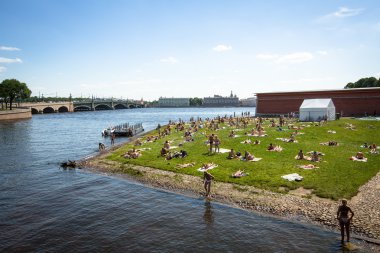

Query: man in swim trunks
337 199 354 244
203 170 214 197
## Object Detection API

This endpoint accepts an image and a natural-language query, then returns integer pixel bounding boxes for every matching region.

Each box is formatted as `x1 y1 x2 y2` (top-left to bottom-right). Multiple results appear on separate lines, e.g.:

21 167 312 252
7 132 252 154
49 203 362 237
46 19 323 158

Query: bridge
20 100 144 114
73 99 144 111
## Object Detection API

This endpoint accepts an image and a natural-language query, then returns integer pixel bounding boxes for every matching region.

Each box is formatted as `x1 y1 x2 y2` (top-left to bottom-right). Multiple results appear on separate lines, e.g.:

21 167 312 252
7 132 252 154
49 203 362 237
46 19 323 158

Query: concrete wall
256 88 380 116
0 108 32 120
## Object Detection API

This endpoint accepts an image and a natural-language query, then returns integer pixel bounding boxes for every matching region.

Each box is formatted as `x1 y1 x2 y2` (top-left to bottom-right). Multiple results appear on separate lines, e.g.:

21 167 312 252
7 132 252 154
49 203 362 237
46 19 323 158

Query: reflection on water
0 108 375 252
203 200 214 228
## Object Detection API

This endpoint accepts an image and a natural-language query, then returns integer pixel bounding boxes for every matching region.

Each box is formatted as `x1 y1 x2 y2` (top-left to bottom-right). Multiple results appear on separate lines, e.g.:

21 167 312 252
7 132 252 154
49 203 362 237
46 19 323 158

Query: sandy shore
82 144 380 247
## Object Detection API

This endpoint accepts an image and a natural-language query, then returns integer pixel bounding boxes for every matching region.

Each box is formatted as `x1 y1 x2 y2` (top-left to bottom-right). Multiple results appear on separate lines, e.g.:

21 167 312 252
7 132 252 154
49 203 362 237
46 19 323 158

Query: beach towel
176 162 195 169
246 134 268 137
294 155 312 161
267 146 283 152
327 130 336 134
197 164 218 172
169 146 178 149
241 157 262 162
218 148 231 153
349 156 368 162
297 164 319 170
276 138 298 143
281 173 303 182
240 139 252 144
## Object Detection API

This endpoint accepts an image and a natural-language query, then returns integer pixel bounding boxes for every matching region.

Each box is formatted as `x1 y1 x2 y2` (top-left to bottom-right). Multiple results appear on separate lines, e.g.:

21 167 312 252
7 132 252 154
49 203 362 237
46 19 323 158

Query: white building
158 97 190 107
240 97 256 107
299 98 336 121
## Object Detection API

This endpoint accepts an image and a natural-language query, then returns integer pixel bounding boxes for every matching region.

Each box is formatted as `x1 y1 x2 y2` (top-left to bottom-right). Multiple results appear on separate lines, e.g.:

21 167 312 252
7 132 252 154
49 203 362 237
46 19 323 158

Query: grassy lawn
106 118 380 200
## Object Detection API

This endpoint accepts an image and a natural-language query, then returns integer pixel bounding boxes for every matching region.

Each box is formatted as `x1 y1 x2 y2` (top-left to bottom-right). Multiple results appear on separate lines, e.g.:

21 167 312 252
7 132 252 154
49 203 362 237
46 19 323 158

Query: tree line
0 79 31 110
345 77 380 89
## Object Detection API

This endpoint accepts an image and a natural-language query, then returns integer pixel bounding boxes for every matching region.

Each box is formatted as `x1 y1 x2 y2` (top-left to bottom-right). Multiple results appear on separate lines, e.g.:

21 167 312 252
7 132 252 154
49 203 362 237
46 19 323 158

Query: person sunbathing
254 140 260 145
227 149 237 159
267 143 274 151
163 140 170 149
363 142 368 148
244 151 254 161
370 143 377 150
134 139 142 146
228 130 235 137
355 152 365 160
297 149 304 160
311 151 320 162
202 162 215 169
328 141 338 146
160 147 168 156
232 170 246 178
288 134 295 142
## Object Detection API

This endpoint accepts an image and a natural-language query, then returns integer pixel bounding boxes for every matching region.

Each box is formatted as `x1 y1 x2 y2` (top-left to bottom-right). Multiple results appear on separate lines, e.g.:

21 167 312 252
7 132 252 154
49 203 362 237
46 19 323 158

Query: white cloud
317 50 328 56
0 66 6 73
0 46 20 51
318 7 364 23
0 57 22 63
213 44 232 52
333 7 364 18
256 52 314 64
160 57 178 64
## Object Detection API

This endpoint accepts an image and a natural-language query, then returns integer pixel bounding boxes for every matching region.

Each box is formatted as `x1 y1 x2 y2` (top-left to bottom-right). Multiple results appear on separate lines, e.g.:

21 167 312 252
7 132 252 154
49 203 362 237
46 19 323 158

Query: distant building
203 91 239 107
240 97 256 107
158 97 190 107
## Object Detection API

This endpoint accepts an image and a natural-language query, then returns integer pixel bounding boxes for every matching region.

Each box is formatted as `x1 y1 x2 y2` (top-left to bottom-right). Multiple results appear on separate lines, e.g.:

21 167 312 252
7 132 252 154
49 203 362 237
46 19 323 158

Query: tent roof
300 98 334 109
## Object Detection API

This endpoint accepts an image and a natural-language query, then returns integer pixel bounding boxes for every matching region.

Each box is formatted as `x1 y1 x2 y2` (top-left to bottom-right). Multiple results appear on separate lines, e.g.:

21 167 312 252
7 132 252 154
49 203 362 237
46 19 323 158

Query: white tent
299 99 336 122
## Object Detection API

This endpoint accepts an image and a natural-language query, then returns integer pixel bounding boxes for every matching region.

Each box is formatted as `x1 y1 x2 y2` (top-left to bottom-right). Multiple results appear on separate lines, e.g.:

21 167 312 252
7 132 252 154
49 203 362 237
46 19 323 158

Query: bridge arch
95 104 113 110
74 105 91 112
128 104 136 109
114 103 128 110
58 106 69 113
43 107 55 113
31 108 39 114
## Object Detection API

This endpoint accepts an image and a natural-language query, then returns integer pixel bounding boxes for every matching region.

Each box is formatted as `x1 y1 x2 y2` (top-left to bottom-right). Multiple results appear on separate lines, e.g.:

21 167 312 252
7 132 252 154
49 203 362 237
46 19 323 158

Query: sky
0 0 380 101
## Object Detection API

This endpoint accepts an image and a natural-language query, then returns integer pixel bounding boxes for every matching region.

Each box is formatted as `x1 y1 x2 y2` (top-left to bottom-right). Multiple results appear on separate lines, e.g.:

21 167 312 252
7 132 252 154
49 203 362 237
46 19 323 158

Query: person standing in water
203 170 214 197
337 199 354 244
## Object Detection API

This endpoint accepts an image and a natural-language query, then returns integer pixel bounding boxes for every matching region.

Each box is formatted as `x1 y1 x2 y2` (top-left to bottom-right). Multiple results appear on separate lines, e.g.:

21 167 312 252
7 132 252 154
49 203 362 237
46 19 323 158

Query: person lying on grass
232 170 247 178
244 151 255 161
123 148 141 159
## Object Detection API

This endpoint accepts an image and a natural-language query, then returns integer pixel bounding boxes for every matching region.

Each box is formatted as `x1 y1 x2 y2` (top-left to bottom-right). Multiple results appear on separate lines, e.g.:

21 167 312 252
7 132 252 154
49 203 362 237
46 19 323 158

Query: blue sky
1 0 379 101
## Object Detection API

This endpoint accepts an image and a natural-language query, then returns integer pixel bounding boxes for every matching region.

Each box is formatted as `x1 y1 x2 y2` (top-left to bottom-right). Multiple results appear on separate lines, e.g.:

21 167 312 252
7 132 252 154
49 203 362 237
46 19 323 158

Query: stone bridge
20 100 144 114
73 100 144 111
21 102 74 114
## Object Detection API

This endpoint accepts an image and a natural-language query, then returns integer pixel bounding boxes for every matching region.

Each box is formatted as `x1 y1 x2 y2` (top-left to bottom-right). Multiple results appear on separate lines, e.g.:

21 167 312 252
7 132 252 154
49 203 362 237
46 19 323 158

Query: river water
0 108 372 252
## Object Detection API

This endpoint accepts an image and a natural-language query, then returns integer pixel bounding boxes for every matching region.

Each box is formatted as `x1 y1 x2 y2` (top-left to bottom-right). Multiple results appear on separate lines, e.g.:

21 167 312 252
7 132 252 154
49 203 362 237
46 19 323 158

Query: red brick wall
256 88 380 116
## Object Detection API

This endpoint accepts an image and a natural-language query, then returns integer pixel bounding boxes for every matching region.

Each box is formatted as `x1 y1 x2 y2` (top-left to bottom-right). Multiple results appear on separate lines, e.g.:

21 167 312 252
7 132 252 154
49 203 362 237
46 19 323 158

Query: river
0 108 372 252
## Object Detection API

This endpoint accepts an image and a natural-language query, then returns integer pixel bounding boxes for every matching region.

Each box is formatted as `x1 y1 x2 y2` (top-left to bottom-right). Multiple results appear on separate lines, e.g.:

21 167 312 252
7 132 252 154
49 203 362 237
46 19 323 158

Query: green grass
106 118 380 200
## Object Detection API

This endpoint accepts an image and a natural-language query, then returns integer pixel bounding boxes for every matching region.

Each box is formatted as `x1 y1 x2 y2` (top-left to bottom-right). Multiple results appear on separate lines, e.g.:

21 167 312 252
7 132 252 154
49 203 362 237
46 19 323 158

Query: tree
0 79 31 110
344 77 379 89
190 97 203 106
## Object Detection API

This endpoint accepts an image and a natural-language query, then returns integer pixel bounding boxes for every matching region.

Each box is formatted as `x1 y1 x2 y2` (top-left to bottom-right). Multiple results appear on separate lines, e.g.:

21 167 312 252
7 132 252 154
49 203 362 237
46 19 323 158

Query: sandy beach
83 143 380 246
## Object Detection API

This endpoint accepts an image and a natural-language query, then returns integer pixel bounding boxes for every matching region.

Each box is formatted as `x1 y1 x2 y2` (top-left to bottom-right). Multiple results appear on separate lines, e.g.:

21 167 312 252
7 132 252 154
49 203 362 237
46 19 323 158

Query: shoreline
82 140 380 246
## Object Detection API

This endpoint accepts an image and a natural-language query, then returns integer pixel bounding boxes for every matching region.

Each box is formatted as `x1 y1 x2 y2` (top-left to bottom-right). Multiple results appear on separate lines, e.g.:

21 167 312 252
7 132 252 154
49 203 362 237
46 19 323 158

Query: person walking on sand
337 199 354 244
203 170 214 197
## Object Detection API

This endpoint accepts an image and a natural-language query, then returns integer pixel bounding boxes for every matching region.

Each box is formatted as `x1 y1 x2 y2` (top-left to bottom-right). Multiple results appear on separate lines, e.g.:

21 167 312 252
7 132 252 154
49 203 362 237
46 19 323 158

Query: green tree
344 77 379 89
0 79 32 110
189 97 203 106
